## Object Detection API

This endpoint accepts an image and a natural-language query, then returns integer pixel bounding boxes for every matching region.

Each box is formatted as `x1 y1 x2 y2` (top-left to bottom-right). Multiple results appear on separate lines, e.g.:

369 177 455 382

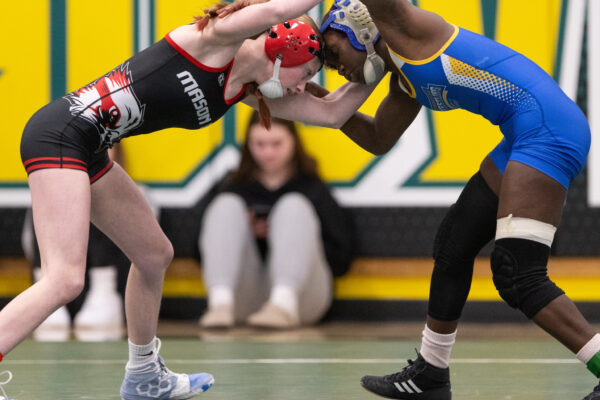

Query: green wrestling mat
1 338 596 399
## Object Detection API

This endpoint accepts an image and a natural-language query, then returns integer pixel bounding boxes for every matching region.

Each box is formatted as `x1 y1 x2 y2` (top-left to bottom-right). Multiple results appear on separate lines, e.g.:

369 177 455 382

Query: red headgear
264 20 322 67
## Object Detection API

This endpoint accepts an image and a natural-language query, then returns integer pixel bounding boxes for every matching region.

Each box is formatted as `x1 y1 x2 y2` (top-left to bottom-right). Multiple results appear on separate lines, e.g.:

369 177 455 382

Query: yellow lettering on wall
0 2 50 182
496 0 561 74
0 0 566 188
67 1 133 91
155 0 209 35
419 0 483 31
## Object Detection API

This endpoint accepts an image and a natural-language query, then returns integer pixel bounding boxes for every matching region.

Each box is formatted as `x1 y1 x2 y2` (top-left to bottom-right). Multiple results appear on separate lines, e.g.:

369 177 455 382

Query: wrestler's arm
338 75 421 155
361 0 442 30
212 0 323 42
360 0 453 60
241 81 379 129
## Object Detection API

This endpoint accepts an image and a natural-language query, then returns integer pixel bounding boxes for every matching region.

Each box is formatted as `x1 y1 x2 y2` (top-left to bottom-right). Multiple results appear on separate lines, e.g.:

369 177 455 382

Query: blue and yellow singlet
387 26 590 188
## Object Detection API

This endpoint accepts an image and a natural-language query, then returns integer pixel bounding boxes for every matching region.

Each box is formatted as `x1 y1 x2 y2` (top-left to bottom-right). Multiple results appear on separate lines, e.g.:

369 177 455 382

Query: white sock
577 334 600 364
420 325 456 369
269 285 299 318
208 285 234 308
128 337 157 368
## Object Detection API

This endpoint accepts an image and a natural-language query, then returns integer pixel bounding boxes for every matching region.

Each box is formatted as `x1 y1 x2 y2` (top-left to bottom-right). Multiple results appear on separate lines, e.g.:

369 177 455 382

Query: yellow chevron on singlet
441 55 534 108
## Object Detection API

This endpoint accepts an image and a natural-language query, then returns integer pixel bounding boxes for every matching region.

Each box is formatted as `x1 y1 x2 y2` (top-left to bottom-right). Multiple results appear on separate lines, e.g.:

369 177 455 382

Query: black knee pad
428 172 498 321
491 238 565 318
433 172 498 271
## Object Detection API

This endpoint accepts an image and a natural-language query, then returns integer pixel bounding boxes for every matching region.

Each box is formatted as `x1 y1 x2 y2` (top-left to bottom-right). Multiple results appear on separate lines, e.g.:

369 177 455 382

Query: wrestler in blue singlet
387 25 590 189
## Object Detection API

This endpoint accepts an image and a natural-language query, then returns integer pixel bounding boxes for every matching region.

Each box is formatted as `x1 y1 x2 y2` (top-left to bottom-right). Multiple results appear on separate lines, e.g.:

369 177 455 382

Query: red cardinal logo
66 63 145 147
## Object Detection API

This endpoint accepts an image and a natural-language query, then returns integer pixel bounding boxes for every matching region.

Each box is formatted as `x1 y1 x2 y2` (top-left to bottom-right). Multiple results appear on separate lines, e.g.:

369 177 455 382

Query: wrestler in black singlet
21 33 246 182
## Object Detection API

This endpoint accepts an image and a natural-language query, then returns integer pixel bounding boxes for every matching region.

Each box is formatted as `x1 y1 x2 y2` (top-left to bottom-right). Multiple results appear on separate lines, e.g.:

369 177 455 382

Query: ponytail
245 83 272 130
194 0 268 31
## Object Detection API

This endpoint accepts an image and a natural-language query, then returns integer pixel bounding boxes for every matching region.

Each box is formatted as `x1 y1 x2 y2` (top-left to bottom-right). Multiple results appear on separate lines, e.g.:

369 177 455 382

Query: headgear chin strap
259 20 322 99
321 0 386 84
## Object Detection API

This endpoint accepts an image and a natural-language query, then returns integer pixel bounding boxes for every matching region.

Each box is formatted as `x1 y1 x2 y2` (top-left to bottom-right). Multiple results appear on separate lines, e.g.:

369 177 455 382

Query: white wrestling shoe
120 339 214 399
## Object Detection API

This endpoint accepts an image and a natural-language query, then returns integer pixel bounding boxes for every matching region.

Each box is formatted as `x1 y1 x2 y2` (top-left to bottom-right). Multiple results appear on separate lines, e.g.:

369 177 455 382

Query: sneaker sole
361 380 451 400
121 376 215 400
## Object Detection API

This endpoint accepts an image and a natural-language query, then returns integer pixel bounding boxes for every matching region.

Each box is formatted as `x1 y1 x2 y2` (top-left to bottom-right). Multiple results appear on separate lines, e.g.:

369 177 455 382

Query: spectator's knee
272 192 314 218
270 193 319 240
207 193 246 217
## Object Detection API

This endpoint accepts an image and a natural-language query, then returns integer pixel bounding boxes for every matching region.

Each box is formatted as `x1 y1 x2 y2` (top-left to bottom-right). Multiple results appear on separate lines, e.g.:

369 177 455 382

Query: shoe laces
383 352 426 383
152 339 174 379
0 370 12 399
156 356 171 379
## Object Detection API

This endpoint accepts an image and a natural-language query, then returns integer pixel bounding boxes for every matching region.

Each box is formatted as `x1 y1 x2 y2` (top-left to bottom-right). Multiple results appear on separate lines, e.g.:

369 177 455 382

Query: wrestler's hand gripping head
259 20 322 99
320 0 385 84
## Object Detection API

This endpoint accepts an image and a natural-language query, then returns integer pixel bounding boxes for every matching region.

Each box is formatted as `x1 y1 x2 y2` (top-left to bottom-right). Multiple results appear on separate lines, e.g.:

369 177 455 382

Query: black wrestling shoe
583 383 600 400
361 353 451 399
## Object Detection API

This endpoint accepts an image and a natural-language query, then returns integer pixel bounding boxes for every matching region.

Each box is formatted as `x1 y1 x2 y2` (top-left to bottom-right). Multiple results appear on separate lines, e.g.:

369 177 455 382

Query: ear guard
360 28 386 84
258 55 284 99
321 0 386 84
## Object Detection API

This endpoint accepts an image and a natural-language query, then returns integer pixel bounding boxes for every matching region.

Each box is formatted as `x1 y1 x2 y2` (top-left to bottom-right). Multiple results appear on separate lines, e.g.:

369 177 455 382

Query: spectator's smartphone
251 204 271 219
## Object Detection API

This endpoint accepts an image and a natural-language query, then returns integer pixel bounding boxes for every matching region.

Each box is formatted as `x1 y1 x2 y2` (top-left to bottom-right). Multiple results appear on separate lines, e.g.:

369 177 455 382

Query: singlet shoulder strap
386 24 459 66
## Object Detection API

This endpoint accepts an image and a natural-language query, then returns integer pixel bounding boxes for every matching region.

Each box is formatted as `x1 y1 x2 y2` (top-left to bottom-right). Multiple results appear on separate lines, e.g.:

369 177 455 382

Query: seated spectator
199 111 353 329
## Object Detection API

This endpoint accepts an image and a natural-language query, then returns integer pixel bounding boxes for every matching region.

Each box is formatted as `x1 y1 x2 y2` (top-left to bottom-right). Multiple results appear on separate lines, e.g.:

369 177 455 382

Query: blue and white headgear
321 0 386 84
